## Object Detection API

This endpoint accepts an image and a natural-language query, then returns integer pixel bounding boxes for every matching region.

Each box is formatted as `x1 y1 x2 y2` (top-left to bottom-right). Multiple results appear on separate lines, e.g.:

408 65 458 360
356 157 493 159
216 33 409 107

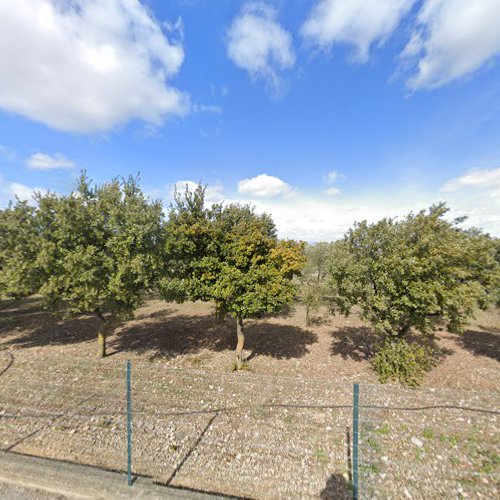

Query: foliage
35 174 165 356
163 185 305 318
371 339 435 387
491 237 500 307
329 203 499 337
161 185 306 368
0 201 42 299
328 203 500 385
299 242 333 325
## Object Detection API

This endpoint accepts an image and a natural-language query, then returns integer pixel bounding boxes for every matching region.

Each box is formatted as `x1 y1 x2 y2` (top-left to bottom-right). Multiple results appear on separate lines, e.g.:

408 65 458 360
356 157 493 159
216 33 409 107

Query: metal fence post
126 360 132 486
353 383 359 500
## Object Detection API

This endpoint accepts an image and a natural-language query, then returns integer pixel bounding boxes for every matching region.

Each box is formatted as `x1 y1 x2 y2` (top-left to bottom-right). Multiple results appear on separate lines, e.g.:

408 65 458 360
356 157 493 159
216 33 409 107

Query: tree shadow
330 326 453 364
111 312 318 362
320 474 353 500
1 298 318 362
451 329 500 361
0 296 45 315
0 298 99 349
244 321 318 361
330 326 376 361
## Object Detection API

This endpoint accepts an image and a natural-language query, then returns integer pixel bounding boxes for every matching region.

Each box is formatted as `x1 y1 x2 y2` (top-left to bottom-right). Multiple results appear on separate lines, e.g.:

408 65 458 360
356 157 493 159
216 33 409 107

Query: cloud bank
302 0 500 89
404 0 500 89
0 0 188 133
302 0 416 62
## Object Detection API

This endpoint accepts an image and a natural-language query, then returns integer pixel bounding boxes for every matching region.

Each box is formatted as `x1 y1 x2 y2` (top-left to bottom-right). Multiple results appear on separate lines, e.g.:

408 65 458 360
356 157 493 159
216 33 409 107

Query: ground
0 298 499 498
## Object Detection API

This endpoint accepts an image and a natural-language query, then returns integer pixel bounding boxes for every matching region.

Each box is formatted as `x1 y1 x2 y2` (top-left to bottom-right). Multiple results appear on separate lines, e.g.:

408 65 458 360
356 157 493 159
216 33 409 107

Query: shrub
371 339 436 387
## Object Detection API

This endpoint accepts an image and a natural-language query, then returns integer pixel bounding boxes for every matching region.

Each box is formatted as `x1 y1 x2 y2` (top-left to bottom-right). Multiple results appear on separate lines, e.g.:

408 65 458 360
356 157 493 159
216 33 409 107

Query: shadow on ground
112 312 318 362
451 329 500 361
1 298 318 362
330 325 454 364
320 473 352 500
330 326 375 361
0 298 98 349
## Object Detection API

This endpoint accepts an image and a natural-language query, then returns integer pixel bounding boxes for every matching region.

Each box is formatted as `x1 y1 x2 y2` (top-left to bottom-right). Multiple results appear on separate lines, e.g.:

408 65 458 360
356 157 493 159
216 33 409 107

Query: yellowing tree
162 186 306 369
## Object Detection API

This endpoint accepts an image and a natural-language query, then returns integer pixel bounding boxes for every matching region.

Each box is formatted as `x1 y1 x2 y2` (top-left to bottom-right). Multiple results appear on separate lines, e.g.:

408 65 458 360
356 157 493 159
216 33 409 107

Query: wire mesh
1 354 498 499
358 383 500 499
0 358 353 499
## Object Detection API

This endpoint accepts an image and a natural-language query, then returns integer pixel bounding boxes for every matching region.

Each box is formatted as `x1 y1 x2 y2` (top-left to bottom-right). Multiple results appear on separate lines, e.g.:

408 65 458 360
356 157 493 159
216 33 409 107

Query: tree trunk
96 310 107 358
215 302 226 323
235 316 245 370
306 305 310 327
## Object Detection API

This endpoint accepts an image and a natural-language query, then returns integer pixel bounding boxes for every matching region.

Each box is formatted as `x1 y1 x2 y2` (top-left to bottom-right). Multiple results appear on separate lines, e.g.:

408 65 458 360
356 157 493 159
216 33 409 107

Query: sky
0 0 499 241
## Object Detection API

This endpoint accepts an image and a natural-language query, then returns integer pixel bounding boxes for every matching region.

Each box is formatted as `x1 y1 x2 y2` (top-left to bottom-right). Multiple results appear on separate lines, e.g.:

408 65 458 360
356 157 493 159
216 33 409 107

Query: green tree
0 200 42 301
328 204 499 384
162 186 306 369
35 174 164 357
300 242 332 325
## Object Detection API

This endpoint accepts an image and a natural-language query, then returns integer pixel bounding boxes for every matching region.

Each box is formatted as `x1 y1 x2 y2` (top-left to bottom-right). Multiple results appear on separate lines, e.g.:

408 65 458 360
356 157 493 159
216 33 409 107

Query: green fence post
353 383 359 500
126 360 132 486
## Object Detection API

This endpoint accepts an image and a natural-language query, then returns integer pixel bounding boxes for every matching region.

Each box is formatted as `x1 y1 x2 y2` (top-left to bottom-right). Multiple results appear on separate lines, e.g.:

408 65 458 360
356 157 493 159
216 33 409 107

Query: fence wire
1 354 499 499
0 358 353 499
358 383 500 499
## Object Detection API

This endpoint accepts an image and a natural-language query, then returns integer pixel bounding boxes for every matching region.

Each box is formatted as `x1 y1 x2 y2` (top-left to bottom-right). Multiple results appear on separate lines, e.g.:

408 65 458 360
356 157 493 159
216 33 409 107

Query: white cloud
440 167 500 220
8 182 47 203
248 184 499 241
442 167 500 191
27 152 75 170
324 187 341 196
0 0 188 133
238 174 294 197
301 0 416 62
323 170 344 195
226 2 295 89
325 170 341 184
248 193 432 241
404 0 500 89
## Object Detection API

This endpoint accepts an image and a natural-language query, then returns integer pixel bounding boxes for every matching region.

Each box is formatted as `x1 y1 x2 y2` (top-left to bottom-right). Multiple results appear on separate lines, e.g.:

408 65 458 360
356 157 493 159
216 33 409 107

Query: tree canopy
34 174 164 357
0 200 42 300
299 242 333 325
162 185 305 369
327 204 500 384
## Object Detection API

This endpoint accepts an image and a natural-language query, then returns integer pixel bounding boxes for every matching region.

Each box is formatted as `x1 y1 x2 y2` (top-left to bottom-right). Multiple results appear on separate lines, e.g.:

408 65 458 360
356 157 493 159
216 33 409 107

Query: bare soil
0 298 499 499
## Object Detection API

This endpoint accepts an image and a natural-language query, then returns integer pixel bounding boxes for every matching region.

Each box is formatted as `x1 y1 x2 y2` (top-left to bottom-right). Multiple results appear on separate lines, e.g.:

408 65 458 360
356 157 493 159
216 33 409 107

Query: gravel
0 298 498 499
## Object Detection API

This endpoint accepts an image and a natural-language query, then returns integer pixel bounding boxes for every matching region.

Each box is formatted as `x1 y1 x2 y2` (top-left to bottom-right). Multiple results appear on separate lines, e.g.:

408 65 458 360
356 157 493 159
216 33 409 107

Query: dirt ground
0 298 499 499
1 297 498 389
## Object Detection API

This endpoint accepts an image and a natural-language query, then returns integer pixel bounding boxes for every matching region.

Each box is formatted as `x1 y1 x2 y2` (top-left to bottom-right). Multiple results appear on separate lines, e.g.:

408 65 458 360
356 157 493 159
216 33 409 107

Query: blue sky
0 0 499 240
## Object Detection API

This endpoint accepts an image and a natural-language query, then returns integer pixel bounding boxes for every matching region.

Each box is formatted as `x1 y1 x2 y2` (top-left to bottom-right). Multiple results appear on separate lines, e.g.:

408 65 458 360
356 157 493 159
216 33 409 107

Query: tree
328 204 500 384
35 174 164 357
300 242 332 325
0 200 42 301
162 186 306 369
